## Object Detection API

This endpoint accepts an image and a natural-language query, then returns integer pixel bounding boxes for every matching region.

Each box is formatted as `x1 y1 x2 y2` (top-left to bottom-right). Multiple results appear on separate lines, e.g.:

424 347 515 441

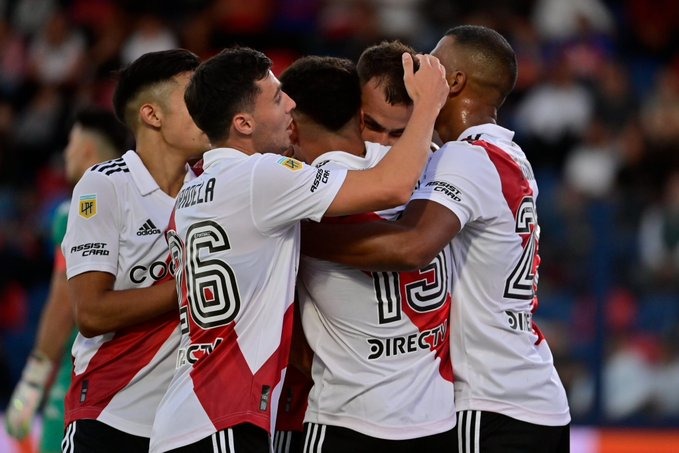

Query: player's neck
439 105 497 143
135 142 190 197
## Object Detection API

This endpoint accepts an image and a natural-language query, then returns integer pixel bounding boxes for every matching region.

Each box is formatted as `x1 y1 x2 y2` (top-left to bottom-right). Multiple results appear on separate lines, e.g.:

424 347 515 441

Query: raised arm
324 54 448 216
303 199 461 271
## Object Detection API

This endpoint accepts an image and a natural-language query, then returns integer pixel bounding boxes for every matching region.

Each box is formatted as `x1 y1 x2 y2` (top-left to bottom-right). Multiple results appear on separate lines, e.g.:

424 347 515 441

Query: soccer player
273 43 428 453
280 55 455 453
358 40 417 146
5 108 129 453
149 46 448 452
60 49 210 452
302 25 572 453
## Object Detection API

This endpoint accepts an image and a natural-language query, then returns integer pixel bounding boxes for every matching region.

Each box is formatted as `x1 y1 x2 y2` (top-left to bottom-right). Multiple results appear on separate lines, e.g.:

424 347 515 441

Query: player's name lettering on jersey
505 310 533 333
176 177 216 210
425 180 462 202
310 169 330 193
176 337 223 367
70 242 109 256
367 319 448 360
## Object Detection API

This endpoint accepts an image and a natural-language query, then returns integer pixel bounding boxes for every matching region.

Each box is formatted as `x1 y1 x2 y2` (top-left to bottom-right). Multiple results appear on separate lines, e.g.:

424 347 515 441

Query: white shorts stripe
227 428 235 452
474 411 481 453
61 421 75 452
457 412 464 453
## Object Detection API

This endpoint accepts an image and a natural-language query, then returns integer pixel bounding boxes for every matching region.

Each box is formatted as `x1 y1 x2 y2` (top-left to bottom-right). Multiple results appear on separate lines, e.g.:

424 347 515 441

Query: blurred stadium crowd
0 0 678 427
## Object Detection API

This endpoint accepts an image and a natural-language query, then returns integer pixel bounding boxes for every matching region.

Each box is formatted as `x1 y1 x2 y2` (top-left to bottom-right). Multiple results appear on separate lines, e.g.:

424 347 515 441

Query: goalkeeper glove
5 351 53 440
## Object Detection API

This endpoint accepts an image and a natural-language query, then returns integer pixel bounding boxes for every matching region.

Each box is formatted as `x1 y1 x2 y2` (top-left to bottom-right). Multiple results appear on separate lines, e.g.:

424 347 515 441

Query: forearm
372 101 440 200
34 271 74 361
302 221 423 271
71 276 178 337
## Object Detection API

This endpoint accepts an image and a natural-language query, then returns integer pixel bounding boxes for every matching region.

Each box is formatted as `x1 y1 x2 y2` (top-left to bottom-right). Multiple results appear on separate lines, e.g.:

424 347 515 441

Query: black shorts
167 423 270 453
454 410 570 453
302 422 456 453
61 420 149 453
273 429 305 453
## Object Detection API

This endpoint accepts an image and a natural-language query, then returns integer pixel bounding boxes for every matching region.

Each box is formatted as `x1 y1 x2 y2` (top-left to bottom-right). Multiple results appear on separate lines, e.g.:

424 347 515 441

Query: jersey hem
151 412 270 452
66 408 153 437
304 411 456 440
455 397 571 426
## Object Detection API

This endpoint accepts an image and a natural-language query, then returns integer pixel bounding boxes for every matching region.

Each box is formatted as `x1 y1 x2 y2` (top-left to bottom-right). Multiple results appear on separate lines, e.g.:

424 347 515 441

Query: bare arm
5 261 74 439
69 271 177 338
324 54 448 216
34 269 73 361
302 200 461 271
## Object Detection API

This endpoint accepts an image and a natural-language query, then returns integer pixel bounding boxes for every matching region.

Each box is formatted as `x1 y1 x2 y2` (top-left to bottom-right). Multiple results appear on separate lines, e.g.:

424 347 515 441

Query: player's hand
5 352 53 440
402 53 448 111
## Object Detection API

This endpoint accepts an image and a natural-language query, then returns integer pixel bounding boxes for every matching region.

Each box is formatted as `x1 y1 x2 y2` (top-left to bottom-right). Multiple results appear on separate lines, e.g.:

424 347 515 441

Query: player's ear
139 103 161 128
233 112 254 136
289 119 299 145
359 109 366 131
448 70 466 96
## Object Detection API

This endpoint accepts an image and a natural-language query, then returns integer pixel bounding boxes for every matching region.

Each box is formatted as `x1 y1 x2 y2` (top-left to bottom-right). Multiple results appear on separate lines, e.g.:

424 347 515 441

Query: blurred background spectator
0 0 678 434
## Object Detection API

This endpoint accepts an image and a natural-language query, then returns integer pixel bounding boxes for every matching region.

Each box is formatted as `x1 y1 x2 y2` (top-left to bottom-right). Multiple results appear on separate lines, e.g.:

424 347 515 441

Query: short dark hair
444 25 517 100
112 49 201 128
280 56 360 132
74 107 130 153
184 47 272 144
356 40 416 106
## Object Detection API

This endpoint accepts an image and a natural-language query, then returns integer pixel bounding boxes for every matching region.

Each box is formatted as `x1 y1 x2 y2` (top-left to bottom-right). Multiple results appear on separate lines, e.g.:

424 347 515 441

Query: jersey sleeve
251 155 347 235
410 142 498 228
62 171 121 279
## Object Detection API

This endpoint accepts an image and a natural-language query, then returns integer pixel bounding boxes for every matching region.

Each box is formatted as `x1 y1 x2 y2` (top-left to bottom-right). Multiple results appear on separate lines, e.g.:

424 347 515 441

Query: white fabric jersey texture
410 124 571 426
150 148 347 453
62 150 190 437
298 141 456 440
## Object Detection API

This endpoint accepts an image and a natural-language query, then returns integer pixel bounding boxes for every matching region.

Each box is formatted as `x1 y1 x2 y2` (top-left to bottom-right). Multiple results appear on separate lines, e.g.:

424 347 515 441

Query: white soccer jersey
62 150 188 437
411 124 571 426
149 148 347 453
298 141 455 440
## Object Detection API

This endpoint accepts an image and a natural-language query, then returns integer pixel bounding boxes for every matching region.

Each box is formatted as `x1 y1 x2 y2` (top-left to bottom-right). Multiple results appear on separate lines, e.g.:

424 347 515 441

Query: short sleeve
410 142 497 228
251 155 347 235
62 171 121 279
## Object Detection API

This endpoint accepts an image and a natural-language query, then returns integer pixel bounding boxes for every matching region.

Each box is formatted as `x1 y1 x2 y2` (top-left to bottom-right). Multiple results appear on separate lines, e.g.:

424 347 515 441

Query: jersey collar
202 147 250 171
123 150 163 196
456 123 515 143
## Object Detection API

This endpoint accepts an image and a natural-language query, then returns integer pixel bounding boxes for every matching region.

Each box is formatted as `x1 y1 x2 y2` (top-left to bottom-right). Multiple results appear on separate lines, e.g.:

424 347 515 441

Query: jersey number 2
504 196 538 300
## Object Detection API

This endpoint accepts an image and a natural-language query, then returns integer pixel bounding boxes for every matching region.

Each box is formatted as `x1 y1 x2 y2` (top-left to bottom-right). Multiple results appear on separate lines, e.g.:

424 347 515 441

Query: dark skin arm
69 271 178 338
301 199 462 271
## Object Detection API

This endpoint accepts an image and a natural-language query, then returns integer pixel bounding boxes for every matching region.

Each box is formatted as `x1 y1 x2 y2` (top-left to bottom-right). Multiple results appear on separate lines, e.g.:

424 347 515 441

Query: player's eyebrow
364 113 405 135
363 113 386 132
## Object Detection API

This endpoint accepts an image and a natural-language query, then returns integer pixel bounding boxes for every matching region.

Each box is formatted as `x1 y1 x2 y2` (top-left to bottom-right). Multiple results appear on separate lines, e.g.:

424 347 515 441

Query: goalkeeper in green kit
5 108 128 452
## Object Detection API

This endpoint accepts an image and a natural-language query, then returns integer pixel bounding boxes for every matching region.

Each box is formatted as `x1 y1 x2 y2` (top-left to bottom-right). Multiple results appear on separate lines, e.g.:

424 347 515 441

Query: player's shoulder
88 157 129 178
257 153 309 173
74 157 129 197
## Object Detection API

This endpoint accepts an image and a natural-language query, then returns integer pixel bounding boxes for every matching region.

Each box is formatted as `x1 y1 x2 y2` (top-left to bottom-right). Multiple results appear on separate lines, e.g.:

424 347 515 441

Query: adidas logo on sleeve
137 219 162 236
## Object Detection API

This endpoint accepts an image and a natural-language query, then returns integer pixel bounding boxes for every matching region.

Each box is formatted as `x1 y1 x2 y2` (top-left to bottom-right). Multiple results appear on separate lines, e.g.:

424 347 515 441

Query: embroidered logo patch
277 157 303 171
79 194 97 219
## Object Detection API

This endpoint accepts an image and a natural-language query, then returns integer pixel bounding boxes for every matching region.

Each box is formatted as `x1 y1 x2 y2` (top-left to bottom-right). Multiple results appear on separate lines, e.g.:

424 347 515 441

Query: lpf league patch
277 157 303 171
79 194 97 219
